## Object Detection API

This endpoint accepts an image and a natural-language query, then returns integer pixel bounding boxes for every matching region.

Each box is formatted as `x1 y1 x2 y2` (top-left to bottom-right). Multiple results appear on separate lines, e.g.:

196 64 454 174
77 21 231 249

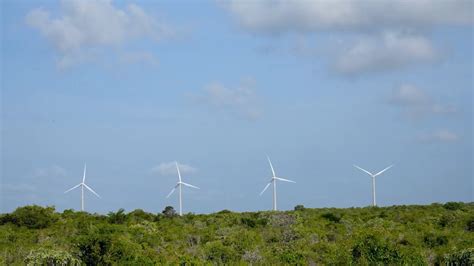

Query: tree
127 209 155 222
294 205 305 211
321 212 342 223
444 202 463 211
76 233 112 265
162 206 177 218
107 208 128 224
1 205 57 229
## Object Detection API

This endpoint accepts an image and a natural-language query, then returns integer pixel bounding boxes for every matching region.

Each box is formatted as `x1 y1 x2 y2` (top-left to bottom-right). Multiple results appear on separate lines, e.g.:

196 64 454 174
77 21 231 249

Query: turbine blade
181 182 200 189
83 183 101 198
175 161 182 182
166 184 179 198
259 182 272 196
82 163 87 183
64 183 81 193
374 164 394 177
267 156 276 177
353 165 374 176
275 177 296 183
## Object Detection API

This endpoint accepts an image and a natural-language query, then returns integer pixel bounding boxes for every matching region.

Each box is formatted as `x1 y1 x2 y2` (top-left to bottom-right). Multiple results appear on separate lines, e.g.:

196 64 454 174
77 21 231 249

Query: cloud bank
388 84 457 119
223 0 472 34
195 80 262 120
222 0 472 75
418 130 460 143
334 32 437 75
151 162 197 177
26 0 171 68
33 165 67 179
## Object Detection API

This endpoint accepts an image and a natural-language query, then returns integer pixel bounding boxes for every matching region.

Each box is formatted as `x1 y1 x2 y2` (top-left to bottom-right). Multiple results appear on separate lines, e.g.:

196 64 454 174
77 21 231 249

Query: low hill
1 203 473 264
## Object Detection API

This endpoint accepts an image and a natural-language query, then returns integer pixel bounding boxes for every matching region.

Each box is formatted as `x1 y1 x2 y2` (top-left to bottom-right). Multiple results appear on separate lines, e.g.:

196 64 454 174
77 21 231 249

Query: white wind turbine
353 164 393 206
260 156 295 211
166 161 200 216
64 164 100 211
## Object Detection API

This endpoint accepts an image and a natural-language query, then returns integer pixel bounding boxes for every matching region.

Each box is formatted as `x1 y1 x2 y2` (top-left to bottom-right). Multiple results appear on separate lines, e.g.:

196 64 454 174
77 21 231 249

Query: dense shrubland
1 202 473 265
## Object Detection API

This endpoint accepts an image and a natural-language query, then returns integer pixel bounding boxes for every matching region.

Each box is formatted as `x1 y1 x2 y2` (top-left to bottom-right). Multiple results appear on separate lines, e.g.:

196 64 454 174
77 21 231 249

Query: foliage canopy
1 202 473 264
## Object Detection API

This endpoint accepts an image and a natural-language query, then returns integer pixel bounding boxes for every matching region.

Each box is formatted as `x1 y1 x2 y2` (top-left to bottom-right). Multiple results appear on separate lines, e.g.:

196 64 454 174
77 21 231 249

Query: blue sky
1 0 472 214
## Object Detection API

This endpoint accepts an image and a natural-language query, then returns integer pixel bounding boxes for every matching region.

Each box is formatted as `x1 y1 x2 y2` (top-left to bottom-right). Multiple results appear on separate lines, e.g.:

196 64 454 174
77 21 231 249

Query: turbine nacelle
178 181 200 189
273 176 296 183
353 164 394 178
64 183 101 199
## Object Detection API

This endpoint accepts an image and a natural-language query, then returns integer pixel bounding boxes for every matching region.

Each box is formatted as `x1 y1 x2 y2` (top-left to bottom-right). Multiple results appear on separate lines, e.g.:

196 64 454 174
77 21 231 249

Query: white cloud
418 130 460 143
334 32 437 75
388 86 460 144
2 183 37 193
222 0 472 75
33 165 67 178
430 104 458 115
119 51 159 66
195 80 262 120
223 0 473 34
151 162 197 176
388 84 457 118
26 0 172 68
389 84 430 106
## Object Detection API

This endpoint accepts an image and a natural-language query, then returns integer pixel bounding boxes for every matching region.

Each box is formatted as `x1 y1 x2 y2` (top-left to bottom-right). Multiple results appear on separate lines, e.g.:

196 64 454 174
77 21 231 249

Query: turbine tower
353 164 393 206
64 164 101 211
166 161 200 216
260 156 295 211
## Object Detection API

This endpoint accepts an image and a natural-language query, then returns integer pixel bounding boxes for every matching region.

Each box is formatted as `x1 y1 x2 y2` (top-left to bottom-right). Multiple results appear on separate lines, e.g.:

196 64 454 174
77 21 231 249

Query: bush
294 205 305 211
241 217 257 228
267 213 294 227
107 208 128 224
1 205 57 229
444 248 474 265
25 248 81 266
438 213 456 228
466 217 474 232
444 202 463 211
351 235 402 264
241 217 267 228
279 249 305 264
242 250 262 263
76 233 112 265
75 229 154 265
378 211 388 218
127 209 155 222
423 233 449 248
107 236 154 264
204 241 237 263
321 212 342 223
1 203 472 264
162 206 177 218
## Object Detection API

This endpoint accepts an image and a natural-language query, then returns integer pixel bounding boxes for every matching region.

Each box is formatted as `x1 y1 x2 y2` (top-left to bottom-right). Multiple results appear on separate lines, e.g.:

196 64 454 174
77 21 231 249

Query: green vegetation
1 202 473 265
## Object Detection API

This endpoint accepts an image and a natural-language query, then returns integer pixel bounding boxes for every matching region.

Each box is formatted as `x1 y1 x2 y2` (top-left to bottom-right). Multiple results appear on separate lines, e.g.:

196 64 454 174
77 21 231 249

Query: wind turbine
260 156 295 211
64 164 100 211
353 164 393 206
166 161 200 216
